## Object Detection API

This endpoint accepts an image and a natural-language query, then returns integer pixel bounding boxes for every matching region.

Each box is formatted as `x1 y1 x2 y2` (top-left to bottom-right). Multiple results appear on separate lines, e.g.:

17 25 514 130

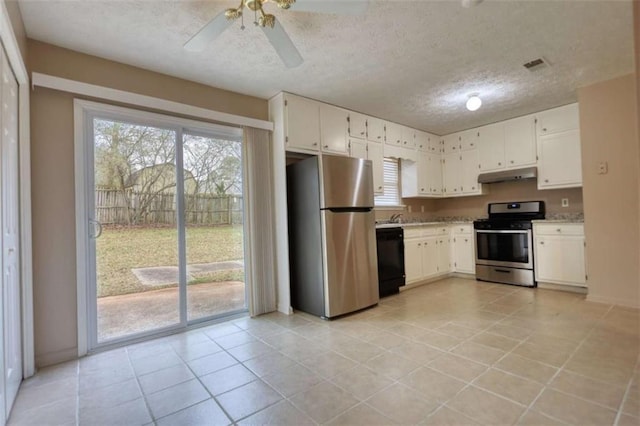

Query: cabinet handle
378 186 383 190
510 160 514 164
544 179 549 183
404 141 407 145
470 143 474 147
498 162 502 166
464 239 468 242
312 143 318 146
542 128 547 132
360 131 365 135
323 145 328 148
377 136 381 139
418 243 421 247
556 228 562 233
540 241 545 245
472 186 476 190
421 188 425 191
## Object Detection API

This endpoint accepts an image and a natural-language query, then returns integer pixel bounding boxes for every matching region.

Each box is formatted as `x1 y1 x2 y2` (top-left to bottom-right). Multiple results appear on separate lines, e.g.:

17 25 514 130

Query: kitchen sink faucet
389 213 403 223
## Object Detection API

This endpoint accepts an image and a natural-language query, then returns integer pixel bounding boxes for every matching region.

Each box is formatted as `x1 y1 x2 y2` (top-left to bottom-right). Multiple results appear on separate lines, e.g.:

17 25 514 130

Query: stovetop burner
473 201 545 230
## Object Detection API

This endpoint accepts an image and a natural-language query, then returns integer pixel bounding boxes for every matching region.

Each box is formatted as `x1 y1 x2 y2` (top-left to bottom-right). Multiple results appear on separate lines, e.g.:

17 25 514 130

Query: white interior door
1 44 21 418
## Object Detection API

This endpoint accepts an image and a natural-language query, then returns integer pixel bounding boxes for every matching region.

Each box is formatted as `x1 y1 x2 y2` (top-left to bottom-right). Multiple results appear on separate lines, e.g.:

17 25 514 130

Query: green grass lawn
96 225 244 297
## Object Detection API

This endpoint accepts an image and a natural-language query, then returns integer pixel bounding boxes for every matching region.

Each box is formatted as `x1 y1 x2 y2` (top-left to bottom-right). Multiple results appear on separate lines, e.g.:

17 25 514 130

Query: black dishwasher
376 227 406 297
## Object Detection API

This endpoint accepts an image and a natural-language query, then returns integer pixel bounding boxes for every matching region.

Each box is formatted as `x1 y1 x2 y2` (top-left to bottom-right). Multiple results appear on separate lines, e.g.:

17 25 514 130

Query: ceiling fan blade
291 0 369 15
262 20 304 68
184 11 234 52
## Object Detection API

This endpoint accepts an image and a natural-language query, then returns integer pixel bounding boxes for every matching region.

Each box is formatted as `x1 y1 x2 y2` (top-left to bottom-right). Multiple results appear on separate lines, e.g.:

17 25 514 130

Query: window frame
374 157 405 209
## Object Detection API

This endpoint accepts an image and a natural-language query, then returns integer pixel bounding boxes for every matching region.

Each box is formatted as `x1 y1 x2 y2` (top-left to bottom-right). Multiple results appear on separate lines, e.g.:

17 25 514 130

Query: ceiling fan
184 0 369 68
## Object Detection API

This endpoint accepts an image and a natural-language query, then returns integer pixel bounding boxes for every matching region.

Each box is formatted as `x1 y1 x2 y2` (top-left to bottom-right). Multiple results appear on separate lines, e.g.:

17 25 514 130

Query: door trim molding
32 72 274 131
0 3 34 378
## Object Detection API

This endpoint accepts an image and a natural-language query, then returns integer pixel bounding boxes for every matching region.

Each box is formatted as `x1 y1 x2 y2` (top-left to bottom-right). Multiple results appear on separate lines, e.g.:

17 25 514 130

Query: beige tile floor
8 277 640 425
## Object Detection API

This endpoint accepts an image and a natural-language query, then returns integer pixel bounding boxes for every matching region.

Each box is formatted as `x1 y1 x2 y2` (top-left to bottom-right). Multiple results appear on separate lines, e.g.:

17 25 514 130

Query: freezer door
322 210 379 317
321 155 374 208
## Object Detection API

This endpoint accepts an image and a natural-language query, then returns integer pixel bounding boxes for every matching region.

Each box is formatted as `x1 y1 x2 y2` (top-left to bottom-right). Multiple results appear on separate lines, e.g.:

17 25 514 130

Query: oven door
475 229 533 269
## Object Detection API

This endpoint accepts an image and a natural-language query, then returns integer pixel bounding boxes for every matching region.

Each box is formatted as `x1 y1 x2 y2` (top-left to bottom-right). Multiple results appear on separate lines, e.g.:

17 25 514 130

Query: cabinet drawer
534 223 584 236
452 225 472 235
404 228 424 239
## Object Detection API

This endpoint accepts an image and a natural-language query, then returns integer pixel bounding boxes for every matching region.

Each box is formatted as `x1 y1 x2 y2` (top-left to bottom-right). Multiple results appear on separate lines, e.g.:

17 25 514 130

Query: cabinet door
368 142 384 195
454 235 475 273
504 115 536 168
536 103 579 135
415 130 429 152
428 135 442 154
460 149 480 194
442 152 461 196
349 138 367 160
538 130 582 189
385 122 402 146
443 133 460 154
428 154 443 195
405 239 423 283
367 116 385 143
348 112 367 139
416 154 429 195
460 129 478 151
478 123 505 171
437 237 451 274
285 95 320 151
535 235 586 286
401 126 416 148
422 237 439 278
320 104 348 154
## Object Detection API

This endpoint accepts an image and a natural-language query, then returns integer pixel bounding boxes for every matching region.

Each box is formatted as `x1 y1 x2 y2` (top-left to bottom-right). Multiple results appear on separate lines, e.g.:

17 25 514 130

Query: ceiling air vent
523 58 548 71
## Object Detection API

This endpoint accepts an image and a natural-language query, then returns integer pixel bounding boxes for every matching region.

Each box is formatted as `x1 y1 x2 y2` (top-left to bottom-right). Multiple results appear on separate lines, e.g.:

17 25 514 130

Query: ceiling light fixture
461 0 484 8
466 95 482 111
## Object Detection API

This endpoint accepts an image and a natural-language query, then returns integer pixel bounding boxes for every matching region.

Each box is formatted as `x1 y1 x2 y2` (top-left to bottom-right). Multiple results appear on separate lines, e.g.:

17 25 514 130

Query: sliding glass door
86 108 246 348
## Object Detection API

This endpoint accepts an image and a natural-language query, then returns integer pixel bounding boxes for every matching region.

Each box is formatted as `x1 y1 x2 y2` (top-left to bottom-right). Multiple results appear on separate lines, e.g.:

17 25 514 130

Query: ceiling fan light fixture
466 95 482 111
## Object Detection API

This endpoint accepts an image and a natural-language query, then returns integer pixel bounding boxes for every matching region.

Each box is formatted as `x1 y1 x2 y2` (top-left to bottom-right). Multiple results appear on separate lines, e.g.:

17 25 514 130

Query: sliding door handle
89 219 103 239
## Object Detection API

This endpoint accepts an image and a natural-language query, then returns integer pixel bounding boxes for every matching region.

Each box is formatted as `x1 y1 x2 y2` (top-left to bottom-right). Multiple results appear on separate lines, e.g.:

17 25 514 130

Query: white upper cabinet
284 94 321 152
367 116 385 143
536 103 579 135
443 133 460 154
461 149 481 194
429 135 442 154
536 103 582 189
368 142 384 194
319 104 348 155
459 129 478 151
348 138 367 159
477 123 505 171
442 152 461 196
401 125 416 148
348 112 367 140
385 121 402 146
504 114 536 167
415 130 429 152
428 153 443 195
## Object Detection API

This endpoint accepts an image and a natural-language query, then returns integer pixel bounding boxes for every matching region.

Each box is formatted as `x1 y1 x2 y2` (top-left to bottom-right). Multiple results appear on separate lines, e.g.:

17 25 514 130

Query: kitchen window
375 158 402 207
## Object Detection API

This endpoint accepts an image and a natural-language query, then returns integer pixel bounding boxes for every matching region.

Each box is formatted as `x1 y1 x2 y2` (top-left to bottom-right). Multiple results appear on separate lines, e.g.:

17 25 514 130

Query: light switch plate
561 198 569 207
598 161 608 174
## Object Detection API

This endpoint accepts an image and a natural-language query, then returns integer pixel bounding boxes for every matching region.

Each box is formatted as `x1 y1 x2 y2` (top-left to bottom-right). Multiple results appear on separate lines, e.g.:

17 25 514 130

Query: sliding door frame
74 99 248 354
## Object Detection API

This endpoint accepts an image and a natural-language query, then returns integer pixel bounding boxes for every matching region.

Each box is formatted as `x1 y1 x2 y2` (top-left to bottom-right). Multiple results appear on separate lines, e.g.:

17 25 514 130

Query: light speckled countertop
376 218 476 228
532 212 584 223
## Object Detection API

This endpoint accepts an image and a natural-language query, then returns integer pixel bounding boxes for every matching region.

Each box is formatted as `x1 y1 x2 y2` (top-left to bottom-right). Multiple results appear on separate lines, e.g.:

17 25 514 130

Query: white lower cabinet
452 225 475 274
403 225 459 284
533 223 586 287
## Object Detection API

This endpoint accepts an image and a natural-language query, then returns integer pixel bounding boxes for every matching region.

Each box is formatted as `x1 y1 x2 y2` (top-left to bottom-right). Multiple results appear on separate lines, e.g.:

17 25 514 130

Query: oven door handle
475 229 530 234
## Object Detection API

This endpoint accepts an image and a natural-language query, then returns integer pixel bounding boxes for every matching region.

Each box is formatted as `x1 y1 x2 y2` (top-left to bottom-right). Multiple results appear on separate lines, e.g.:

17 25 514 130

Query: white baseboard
35 347 78 369
277 303 293 315
586 294 640 309
537 282 588 294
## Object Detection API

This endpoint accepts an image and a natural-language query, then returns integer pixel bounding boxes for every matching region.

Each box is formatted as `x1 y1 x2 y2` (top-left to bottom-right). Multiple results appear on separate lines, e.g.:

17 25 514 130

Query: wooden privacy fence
95 189 243 226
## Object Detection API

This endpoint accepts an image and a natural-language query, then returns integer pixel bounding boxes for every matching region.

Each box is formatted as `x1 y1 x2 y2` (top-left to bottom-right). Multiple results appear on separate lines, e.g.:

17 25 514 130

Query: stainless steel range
474 201 545 287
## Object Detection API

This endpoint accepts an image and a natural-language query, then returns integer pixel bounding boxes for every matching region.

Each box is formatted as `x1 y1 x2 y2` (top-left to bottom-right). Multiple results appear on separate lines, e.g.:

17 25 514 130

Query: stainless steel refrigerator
287 155 379 319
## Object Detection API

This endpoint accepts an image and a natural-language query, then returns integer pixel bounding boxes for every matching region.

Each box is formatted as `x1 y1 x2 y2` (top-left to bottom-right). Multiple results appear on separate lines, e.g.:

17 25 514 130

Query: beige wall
578 74 639 308
4 0 27 65
29 41 268 367
376 180 582 221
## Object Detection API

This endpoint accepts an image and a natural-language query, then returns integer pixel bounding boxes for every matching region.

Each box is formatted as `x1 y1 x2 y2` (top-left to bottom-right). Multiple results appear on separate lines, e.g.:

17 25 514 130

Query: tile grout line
124 346 159 425
513 302 616 425
613 350 639 425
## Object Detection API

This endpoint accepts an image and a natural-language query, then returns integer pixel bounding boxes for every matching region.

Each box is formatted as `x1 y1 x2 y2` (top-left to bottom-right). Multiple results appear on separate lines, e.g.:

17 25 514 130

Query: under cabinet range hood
477 167 538 184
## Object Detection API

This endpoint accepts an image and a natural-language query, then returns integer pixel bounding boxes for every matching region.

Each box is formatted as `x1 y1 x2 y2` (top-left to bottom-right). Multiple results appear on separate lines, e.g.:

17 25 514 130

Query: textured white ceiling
18 0 634 135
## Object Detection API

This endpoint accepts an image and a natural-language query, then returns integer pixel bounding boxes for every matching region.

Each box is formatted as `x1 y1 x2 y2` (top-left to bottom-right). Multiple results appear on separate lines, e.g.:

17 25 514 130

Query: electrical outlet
421 205 425 213
561 198 569 207
598 161 608 174
407 205 412 213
